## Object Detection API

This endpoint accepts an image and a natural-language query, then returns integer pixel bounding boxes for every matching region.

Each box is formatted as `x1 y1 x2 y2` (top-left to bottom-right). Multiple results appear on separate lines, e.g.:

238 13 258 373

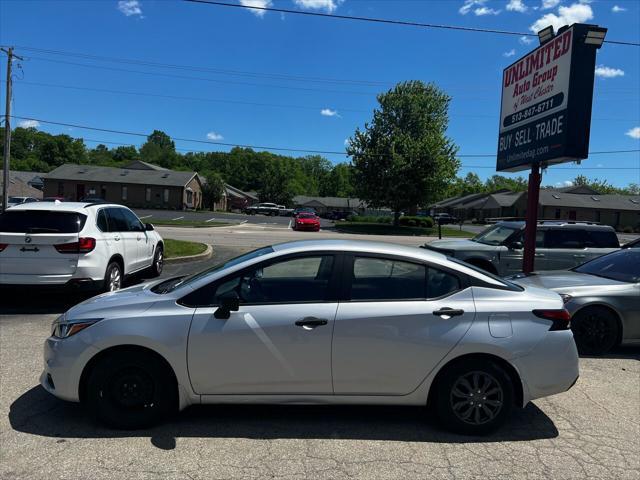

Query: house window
57 182 64 196
121 185 127 201
146 187 151 202
186 189 193 204
163 189 169 203
554 208 561 219
595 211 601 222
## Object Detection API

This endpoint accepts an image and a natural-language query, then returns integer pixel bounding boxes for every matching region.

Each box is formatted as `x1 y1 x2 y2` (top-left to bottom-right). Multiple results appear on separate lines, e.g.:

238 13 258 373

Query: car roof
497 220 615 231
6 201 126 213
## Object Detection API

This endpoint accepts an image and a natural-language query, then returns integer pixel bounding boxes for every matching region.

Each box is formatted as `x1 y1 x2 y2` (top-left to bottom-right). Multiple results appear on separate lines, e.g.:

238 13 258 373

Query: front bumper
40 335 99 403
513 331 579 404
294 223 320 231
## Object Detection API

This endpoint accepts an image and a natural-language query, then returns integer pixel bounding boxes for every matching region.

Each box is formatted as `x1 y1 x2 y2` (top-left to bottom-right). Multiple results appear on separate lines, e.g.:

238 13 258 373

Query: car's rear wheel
571 306 619 355
149 245 164 277
85 350 177 429
435 359 513 435
103 262 122 292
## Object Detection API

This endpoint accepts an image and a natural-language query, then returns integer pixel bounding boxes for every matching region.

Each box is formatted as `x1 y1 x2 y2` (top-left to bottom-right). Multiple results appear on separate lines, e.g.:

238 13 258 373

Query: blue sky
1 0 638 187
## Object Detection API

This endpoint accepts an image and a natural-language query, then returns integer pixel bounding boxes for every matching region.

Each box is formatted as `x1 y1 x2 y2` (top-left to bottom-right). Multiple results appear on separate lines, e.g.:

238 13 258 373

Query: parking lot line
172 216 184 220
206 218 217 222
138 214 153 219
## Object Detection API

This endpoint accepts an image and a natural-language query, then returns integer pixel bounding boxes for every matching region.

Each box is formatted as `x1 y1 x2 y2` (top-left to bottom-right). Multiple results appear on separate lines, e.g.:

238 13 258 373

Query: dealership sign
496 24 600 172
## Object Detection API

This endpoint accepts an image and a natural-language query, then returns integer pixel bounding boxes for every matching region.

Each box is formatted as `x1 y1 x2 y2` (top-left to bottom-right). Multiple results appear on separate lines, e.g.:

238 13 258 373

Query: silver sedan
41 240 579 435
511 248 640 355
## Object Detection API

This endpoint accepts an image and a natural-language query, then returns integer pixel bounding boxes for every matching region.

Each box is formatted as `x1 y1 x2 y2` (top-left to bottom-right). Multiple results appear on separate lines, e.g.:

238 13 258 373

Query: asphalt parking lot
1 248 639 480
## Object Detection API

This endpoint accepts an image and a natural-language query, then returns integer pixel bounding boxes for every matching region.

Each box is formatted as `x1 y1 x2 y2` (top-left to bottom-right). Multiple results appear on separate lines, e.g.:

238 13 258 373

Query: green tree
259 161 295 205
484 174 528 193
322 163 354 197
139 130 178 168
201 171 225 211
347 81 459 224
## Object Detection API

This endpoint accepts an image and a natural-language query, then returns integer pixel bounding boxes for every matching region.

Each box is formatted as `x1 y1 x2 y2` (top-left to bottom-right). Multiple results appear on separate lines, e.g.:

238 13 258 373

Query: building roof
44 164 199 188
0 175 44 199
482 191 525 209
538 190 640 211
123 160 170 171
224 183 259 200
553 185 600 195
0 170 46 186
293 195 366 209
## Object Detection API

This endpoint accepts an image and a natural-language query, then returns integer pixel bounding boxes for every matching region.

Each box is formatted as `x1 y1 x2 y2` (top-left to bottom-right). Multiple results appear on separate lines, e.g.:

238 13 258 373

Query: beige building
43 162 203 210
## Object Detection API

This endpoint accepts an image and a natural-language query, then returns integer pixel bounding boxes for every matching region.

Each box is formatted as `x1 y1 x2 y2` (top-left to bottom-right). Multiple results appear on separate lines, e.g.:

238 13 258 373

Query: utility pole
2 47 23 213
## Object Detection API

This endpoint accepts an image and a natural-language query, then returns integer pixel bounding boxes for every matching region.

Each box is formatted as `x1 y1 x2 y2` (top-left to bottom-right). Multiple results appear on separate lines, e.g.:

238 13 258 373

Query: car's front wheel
571 306 619 355
435 359 514 435
85 350 177 429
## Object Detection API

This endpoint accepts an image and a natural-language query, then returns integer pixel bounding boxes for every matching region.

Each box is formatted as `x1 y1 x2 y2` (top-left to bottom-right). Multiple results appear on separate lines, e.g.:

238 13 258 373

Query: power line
184 0 640 47
7 115 640 166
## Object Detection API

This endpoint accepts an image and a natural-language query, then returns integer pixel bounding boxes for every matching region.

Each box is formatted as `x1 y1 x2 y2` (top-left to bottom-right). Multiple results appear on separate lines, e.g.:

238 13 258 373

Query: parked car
510 248 640 355
5 196 39 208
42 196 65 202
80 196 106 203
423 221 620 276
277 205 295 216
244 202 280 216
0 202 164 291
292 213 320 231
326 210 359 221
433 213 458 225
41 240 578 435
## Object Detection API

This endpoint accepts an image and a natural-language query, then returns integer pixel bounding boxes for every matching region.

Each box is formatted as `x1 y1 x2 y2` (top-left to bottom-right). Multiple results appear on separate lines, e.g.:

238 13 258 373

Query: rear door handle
114 236 120 241
295 317 328 329
573 254 586 258
433 308 464 318
535 253 545 257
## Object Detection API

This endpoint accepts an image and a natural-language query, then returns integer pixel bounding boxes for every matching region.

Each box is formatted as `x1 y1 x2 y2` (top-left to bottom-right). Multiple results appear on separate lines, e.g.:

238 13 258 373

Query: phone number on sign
505 93 564 128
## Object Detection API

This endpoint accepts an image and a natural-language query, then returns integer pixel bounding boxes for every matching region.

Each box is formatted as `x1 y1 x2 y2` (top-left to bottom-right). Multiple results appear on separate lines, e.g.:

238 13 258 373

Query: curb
164 243 213 265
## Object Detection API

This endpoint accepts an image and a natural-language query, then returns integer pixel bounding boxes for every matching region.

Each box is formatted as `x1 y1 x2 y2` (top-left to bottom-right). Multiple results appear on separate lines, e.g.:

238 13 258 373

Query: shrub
423 216 434 228
622 225 634 233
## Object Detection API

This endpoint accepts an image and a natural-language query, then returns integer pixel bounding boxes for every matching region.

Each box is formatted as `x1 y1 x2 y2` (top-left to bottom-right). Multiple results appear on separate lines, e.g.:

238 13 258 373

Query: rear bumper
0 264 105 287
513 331 580 404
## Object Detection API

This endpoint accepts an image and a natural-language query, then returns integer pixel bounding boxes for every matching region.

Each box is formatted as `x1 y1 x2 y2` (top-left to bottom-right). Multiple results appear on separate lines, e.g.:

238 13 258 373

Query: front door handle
573 254 586 258
433 308 464 318
114 236 120 242
535 253 545 257
295 317 328 329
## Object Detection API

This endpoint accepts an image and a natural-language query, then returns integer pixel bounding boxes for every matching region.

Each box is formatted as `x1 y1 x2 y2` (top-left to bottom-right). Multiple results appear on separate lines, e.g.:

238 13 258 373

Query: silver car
511 248 640 355
41 240 578 435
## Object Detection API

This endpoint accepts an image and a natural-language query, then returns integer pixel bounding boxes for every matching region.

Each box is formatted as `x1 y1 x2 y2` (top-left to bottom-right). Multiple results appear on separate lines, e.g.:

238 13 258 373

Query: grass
150 219 230 228
334 222 474 238
164 238 209 259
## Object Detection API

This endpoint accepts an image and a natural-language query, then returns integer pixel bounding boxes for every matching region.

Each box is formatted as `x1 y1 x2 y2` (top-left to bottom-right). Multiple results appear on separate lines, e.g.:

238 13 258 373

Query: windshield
574 249 640 283
298 213 316 219
473 224 519 246
151 246 274 294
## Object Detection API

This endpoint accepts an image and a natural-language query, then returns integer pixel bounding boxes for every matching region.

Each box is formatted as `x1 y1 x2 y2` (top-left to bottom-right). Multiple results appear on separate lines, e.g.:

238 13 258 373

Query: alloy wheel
109 266 122 291
450 371 504 426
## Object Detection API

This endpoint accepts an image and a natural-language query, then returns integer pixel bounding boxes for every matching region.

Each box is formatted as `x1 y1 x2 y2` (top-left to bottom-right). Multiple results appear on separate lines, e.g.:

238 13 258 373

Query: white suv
0 202 164 291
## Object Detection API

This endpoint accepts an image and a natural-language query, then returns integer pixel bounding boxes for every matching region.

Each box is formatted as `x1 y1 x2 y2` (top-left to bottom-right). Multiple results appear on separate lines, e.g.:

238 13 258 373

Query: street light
584 26 608 48
537 25 555 45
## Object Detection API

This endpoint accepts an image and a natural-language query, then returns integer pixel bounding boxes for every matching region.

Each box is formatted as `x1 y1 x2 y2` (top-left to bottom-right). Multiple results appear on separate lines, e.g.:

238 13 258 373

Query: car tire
435 359 514 435
148 245 164 278
571 306 619 356
103 261 123 292
85 350 177 429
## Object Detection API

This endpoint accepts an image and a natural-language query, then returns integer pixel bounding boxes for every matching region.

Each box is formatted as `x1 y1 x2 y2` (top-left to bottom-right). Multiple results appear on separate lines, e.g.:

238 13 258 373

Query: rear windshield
0 211 87 233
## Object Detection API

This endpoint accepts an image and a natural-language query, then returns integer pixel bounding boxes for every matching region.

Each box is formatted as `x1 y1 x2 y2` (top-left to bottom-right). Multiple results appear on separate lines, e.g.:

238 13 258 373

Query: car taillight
55 237 96 254
0 243 7 252
533 309 571 331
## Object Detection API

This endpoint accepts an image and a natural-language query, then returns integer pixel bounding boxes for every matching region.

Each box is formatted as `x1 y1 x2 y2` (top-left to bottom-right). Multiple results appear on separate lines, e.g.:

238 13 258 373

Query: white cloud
530 3 593 34
459 0 486 15
555 180 574 187
320 108 339 117
626 127 640 139
475 6 501 15
18 120 40 128
519 35 534 45
506 0 528 13
541 0 560 8
611 5 626 13
344 138 350 147
239 0 272 16
293 0 343 13
117 0 143 17
503 49 517 57
206 132 224 140
595 65 625 79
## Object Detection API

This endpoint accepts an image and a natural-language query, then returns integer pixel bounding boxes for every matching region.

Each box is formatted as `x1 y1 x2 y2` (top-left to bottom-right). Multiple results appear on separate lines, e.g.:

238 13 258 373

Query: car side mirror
145 223 154 231
509 241 523 250
214 291 240 319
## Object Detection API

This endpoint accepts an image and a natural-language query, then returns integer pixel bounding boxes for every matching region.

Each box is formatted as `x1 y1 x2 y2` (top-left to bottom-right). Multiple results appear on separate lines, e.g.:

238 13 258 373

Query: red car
293 213 320 231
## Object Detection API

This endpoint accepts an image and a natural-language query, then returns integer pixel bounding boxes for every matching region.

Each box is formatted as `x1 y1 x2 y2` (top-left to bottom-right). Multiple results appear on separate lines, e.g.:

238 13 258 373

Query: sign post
496 23 606 273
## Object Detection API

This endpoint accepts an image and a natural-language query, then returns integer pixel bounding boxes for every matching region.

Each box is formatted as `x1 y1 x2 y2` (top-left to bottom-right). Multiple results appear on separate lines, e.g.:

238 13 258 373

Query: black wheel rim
573 314 613 352
107 367 155 410
450 371 503 426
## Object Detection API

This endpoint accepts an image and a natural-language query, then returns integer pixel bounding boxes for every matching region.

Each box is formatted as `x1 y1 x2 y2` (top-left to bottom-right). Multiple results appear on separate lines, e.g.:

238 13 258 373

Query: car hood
64 283 160 320
512 271 625 291
296 218 318 223
425 239 494 251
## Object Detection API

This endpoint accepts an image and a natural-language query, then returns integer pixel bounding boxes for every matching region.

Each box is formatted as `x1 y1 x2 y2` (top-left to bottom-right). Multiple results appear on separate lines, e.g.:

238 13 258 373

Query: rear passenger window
351 257 426 301
106 208 128 232
427 268 461 299
544 229 585 248
585 230 619 248
96 210 109 232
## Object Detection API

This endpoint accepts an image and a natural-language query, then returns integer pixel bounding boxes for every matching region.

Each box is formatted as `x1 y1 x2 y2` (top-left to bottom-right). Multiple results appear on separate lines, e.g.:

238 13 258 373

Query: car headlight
560 294 573 305
51 316 103 339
